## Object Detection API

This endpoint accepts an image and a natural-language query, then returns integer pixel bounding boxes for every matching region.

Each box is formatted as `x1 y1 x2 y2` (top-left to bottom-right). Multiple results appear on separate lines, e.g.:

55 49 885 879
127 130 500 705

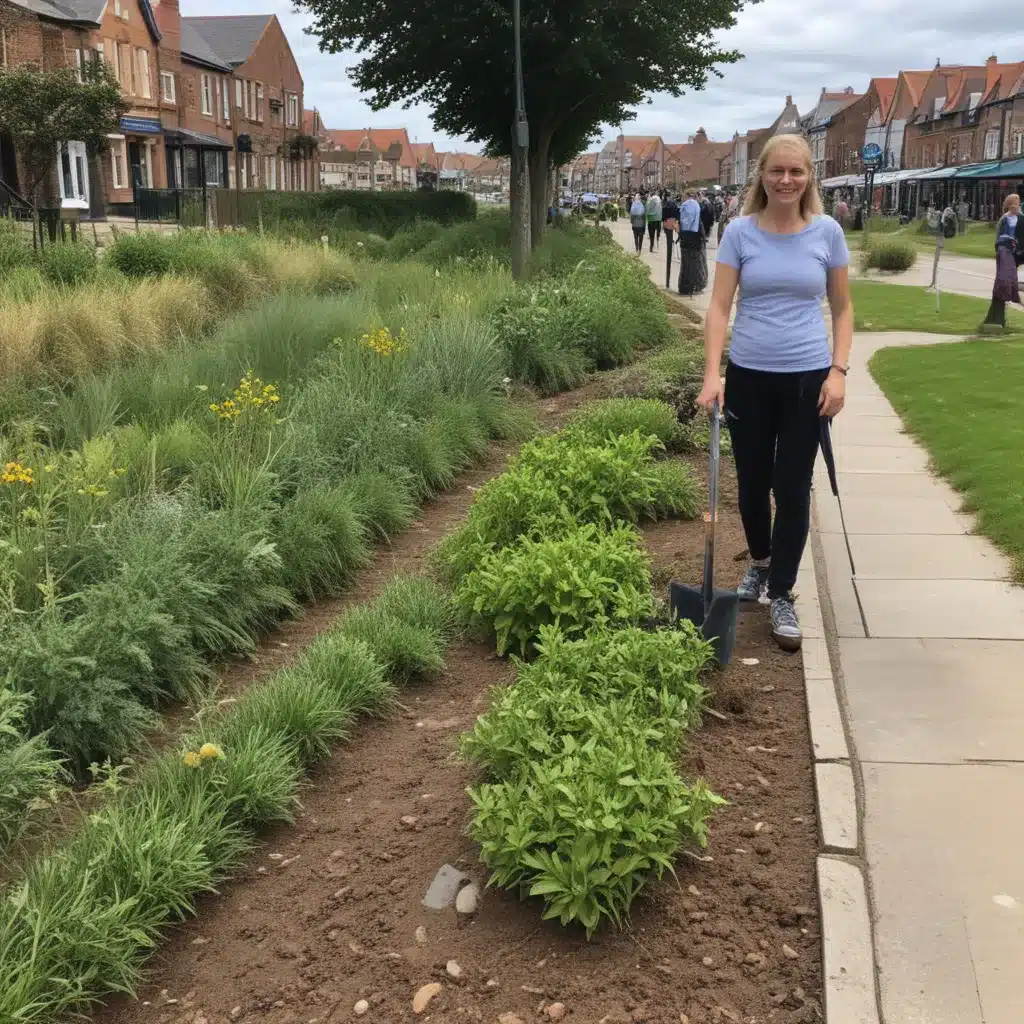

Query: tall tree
0 62 127 205
301 0 748 267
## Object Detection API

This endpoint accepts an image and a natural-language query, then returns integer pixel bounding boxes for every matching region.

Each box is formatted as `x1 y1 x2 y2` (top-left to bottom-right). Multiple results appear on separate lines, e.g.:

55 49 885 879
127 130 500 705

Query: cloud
183 0 1024 152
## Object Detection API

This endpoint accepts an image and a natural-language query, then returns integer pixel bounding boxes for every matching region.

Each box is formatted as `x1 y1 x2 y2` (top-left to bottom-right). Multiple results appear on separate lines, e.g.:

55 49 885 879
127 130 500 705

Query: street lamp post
511 0 530 278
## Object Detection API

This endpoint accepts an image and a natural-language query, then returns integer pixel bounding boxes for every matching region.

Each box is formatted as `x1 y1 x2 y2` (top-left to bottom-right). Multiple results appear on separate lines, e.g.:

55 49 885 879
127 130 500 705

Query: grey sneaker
770 596 802 652
737 562 770 602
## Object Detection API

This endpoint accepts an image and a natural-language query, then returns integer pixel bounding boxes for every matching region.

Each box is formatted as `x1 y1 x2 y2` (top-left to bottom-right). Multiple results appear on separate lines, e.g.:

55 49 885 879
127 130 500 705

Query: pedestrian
677 190 708 296
646 191 663 252
718 188 742 244
699 190 716 239
629 194 646 253
833 196 849 229
957 195 969 235
992 193 1023 305
696 133 853 652
662 192 681 288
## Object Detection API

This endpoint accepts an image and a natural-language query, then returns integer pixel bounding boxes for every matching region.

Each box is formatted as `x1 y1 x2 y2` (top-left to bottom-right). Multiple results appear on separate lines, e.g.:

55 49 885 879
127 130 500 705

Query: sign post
860 144 883 225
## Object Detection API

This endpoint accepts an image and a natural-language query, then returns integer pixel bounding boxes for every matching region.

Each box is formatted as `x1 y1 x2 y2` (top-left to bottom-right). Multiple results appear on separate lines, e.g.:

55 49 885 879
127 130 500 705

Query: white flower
357 241 364 248
195 384 208 392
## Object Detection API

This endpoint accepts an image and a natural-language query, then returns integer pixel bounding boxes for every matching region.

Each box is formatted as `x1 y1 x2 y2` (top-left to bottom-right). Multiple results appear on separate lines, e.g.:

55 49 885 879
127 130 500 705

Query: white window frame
72 48 85 82
140 140 154 188
235 78 242 109
108 134 128 190
255 83 264 123
932 96 943 120
247 80 255 119
57 140 90 209
1 28 8 68
286 93 298 127
268 156 277 190
240 154 248 190
984 129 999 160
160 69 175 104
200 73 212 116
136 47 151 99
222 76 230 121
1014 131 1024 157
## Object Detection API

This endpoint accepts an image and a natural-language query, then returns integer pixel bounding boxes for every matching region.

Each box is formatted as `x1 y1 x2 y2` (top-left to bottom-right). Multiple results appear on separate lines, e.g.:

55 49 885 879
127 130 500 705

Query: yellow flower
183 750 202 768
1 461 33 486
198 742 223 760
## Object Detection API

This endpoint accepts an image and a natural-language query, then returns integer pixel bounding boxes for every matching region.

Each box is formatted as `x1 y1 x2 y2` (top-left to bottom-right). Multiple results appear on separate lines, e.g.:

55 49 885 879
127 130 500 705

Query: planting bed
96 454 821 1024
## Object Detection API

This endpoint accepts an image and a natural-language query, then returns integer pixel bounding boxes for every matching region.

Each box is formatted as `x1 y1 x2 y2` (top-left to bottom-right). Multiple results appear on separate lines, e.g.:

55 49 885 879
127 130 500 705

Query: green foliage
861 236 917 273
455 522 654 654
0 688 62 854
37 241 97 287
568 398 683 448
104 232 173 278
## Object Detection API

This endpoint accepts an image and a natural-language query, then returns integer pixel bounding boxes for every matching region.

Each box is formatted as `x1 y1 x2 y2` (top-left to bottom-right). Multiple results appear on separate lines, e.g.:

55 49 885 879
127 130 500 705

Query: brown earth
95 452 822 1024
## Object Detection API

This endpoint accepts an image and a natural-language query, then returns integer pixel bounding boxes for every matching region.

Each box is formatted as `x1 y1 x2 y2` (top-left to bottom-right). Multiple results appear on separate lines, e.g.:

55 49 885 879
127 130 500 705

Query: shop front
106 114 166 217
164 128 232 190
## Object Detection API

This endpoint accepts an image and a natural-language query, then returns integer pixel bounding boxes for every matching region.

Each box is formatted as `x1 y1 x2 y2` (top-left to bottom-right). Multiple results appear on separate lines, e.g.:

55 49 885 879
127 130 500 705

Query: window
135 48 151 98
950 137 958 162
1014 131 1024 156
109 136 128 189
286 93 298 127
247 80 255 119
117 42 133 93
200 73 212 116
255 83 264 122
222 76 230 121
968 91 982 113
94 41 104 65
71 48 84 82
160 70 175 103
1 28 7 68
235 78 243 109
932 96 943 120
139 141 153 188
923 144 933 166
984 129 999 160
58 140 89 207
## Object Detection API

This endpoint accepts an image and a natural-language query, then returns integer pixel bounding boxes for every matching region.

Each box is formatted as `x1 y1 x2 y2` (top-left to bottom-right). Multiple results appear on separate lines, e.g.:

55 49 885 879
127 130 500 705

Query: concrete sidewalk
610 219 1024 1022
814 331 1024 1024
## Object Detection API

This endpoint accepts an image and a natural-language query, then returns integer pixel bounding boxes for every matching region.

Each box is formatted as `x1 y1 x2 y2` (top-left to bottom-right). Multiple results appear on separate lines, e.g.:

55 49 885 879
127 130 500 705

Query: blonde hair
1004 193 1020 213
742 134 823 219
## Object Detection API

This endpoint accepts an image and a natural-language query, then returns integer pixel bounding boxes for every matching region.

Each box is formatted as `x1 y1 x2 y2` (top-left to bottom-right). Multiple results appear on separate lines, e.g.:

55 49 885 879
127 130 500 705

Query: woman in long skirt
677 191 707 296
988 194 1022 325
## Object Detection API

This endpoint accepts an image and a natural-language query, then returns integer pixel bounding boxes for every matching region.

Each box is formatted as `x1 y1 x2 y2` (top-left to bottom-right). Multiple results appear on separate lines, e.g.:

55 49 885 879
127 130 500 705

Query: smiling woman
696 133 854 652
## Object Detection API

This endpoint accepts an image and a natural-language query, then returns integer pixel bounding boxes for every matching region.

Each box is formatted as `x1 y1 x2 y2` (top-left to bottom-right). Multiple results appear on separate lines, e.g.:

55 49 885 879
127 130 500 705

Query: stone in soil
446 959 463 979
412 982 442 1014
354 999 369 1016
455 882 480 915
545 1004 567 1020
422 863 468 910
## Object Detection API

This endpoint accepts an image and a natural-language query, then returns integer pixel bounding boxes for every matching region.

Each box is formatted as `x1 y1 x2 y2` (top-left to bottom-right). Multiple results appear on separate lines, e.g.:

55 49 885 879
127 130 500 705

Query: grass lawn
870 338 1024 581
909 223 995 260
851 280 1024 335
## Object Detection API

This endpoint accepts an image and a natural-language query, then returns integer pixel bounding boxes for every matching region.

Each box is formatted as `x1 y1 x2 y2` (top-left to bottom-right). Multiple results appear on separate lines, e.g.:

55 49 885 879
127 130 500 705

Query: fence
131 187 210 228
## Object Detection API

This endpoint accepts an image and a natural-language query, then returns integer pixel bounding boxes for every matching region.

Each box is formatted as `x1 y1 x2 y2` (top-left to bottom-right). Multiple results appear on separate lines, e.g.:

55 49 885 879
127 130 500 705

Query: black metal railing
131 187 211 227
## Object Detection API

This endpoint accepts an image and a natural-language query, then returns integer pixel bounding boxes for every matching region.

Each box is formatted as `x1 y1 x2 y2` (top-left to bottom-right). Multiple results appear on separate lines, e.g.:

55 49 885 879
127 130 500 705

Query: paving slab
817 856 879 1024
840 533 1010 580
815 762 857 852
841 637 1024 763
863 762 1024 1024
816 494 968 536
855 577 1024 639
812 470 960 505
829 442 931 475
816 531 866 639
828 415 913 448
805 675 848 761
838 394 899 416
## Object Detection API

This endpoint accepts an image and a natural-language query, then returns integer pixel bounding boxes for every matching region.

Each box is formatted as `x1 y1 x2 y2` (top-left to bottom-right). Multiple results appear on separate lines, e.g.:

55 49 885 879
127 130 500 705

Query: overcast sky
183 0 1024 152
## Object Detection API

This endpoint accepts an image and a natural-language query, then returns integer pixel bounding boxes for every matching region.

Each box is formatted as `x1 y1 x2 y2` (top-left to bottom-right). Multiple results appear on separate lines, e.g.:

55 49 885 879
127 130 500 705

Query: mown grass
870 338 1024 582
851 280 1024 336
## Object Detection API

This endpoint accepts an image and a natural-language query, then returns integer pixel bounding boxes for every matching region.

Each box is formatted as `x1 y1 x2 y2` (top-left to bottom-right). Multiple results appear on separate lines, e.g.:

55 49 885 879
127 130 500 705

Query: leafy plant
567 398 684 449
454 522 654 654
861 236 917 273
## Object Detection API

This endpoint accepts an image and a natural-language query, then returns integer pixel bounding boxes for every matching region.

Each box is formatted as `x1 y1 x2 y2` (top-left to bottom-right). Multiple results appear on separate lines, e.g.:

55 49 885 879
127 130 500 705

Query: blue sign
861 143 883 166
119 116 163 135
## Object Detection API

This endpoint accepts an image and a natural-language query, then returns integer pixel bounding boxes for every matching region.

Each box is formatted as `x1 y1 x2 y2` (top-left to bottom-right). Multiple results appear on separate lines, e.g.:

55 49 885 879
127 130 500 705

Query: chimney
844 85 854 94
987 54 998 67
786 95 793 105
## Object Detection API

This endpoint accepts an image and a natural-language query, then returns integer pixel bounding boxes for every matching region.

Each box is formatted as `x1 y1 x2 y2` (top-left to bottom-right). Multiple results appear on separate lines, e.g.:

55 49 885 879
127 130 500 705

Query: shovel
669 400 739 665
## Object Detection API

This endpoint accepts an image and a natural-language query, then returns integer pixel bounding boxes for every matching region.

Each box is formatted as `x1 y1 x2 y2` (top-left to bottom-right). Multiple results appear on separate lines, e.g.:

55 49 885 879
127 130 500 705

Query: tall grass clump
0 576 451 1023
861 236 917 273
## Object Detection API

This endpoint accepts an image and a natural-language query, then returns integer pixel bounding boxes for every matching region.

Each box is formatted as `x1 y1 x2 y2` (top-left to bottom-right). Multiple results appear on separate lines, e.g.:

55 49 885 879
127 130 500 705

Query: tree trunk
510 140 531 280
528 130 552 249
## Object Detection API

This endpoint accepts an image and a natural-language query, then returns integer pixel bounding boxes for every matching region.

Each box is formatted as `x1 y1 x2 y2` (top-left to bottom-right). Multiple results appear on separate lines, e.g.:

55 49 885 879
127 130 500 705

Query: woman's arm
821 265 853 416
696 263 739 411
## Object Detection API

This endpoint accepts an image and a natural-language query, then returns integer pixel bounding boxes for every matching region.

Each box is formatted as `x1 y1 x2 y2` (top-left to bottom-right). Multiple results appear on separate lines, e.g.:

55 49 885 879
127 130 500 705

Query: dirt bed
95 451 821 1024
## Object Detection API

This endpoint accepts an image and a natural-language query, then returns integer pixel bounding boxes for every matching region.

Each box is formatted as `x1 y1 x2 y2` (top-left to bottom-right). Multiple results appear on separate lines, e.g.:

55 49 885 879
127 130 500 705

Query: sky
182 0 1024 153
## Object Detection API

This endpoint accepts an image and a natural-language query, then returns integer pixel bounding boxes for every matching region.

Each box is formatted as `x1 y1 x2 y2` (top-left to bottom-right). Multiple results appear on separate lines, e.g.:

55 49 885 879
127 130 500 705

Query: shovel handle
703 401 721 615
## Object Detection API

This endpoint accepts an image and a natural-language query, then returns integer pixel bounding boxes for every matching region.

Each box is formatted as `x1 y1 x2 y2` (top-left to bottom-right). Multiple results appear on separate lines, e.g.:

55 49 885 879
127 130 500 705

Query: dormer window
968 91 981 113
932 96 944 119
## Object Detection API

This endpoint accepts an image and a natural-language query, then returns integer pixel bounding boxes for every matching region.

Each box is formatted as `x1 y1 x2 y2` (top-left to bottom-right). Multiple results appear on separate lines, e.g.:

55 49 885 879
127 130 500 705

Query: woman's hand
696 372 725 414
819 369 846 417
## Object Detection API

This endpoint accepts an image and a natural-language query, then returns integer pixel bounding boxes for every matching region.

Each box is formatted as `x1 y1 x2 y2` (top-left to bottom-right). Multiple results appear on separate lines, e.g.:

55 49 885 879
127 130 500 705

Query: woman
662 193 681 289
677 190 707 296
696 134 853 652
646 192 663 252
629 194 646 253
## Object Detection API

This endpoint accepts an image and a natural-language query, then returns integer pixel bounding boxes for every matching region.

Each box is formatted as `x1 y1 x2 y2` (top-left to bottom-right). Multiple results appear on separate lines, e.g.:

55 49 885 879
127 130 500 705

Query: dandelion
198 742 223 760
183 750 202 768
1 462 33 486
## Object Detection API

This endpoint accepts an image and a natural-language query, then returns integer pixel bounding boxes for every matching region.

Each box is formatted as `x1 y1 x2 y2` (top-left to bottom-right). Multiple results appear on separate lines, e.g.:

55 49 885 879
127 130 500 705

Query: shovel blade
669 581 740 666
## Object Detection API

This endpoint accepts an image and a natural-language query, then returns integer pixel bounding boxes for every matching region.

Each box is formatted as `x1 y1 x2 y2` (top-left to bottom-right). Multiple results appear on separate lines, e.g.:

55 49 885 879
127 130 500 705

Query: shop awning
163 128 233 150
953 159 1024 179
950 161 1003 179
913 166 960 180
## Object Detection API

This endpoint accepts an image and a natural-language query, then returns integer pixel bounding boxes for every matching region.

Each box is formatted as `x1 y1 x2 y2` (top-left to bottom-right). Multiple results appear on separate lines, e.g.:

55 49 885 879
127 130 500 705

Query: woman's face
1009 197 1021 214
762 146 809 210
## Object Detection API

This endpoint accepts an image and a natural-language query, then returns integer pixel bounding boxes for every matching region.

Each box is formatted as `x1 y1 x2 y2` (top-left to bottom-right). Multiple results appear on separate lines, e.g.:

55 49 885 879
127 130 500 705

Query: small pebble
401 815 419 828
455 882 480 915
447 960 463 979
230 1009 242 1021
498 1015 525 1024
702 956 714 966
687 884 701 896
783 943 800 959
412 982 441 1014
354 1001 369 1017
415 925 428 946
545 1004 566 1021
267 853 284 861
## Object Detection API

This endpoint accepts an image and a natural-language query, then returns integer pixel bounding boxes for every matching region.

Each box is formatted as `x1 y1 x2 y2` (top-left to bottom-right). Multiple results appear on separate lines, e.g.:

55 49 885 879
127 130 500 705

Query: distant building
321 128 416 190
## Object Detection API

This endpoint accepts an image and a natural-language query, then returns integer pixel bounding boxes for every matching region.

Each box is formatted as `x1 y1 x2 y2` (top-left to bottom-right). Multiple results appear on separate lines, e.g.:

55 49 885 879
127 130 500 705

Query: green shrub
567 398 684 448
0 219 33 275
0 688 63 854
455 522 654 654
468 723 722 935
37 241 97 287
0 263 45 302
862 237 917 273
105 232 173 278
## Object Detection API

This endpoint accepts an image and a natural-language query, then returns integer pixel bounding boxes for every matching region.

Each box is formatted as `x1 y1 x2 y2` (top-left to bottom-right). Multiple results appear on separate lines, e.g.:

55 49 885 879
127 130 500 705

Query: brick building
663 128 731 187
805 87 863 180
321 128 416 190
0 0 309 217
824 90 874 177
861 77 898 169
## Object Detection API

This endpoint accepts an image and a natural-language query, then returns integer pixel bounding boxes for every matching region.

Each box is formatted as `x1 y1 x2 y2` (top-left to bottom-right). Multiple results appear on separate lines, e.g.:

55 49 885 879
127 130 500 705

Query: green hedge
221 189 478 238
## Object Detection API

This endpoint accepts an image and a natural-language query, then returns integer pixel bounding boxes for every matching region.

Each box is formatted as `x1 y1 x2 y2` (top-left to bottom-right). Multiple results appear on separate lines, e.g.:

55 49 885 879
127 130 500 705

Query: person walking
646 191 663 252
986 193 1024 326
833 196 849 229
957 195 969 235
677 190 707 296
629 194 646 253
662 192 680 289
696 134 853 652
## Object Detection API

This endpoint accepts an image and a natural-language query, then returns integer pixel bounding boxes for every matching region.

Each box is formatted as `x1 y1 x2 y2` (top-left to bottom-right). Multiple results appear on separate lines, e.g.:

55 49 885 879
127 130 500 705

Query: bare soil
95 453 822 1024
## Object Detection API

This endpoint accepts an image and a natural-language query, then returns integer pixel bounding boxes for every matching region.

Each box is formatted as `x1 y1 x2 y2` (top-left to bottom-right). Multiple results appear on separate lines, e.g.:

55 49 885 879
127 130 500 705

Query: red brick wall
826 93 872 176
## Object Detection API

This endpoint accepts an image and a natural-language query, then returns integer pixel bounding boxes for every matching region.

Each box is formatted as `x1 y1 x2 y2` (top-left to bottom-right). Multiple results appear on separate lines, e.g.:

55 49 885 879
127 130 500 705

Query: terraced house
0 0 309 218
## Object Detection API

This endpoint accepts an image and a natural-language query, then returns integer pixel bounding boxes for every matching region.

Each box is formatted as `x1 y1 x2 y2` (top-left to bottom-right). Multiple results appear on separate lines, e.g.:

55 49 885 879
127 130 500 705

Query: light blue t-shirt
717 214 849 373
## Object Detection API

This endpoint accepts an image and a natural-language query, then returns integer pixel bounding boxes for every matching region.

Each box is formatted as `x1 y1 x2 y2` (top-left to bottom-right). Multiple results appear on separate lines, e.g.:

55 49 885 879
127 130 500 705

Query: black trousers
648 221 661 249
724 361 829 598
663 228 675 287
631 225 645 252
